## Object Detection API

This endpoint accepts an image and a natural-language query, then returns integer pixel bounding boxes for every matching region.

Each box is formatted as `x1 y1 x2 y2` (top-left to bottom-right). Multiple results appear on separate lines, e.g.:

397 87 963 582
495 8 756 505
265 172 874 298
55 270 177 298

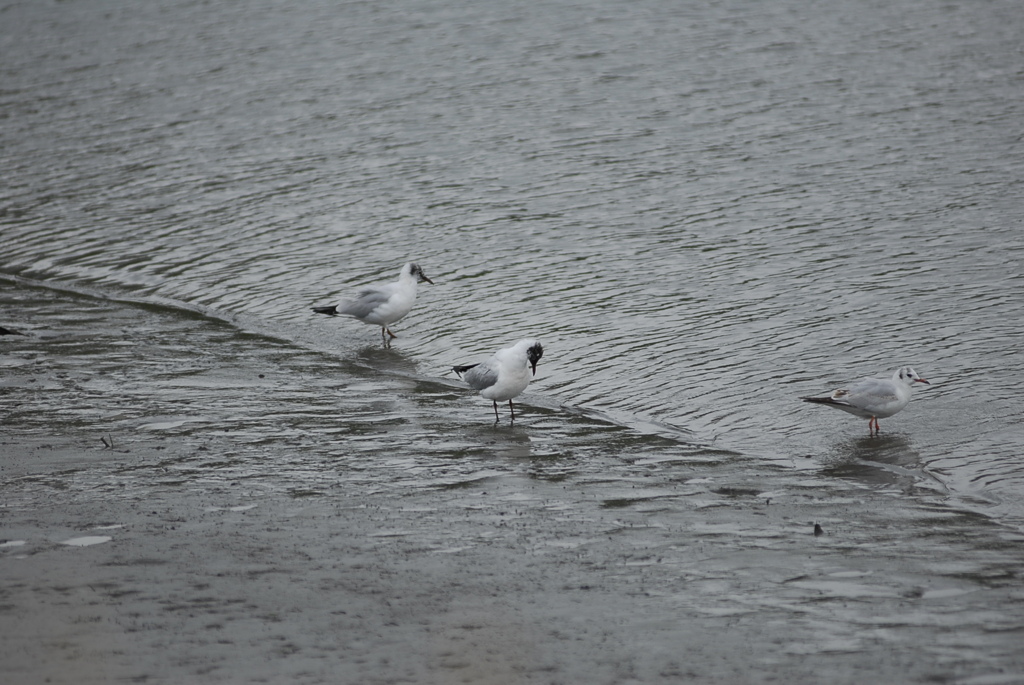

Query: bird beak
530 362 538 376
915 378 930 384
423 275 434 285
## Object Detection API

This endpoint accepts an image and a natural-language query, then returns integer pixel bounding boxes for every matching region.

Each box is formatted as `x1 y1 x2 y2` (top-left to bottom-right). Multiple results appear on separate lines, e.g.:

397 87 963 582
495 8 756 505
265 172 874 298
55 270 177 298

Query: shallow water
4 0 1023 521
2 0 1024 681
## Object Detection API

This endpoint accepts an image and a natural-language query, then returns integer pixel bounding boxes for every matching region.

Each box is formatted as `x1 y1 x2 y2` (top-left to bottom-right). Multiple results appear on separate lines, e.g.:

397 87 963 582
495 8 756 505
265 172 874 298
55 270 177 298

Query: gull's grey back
337 288 390 319
455 362 499 391
848 376 899 402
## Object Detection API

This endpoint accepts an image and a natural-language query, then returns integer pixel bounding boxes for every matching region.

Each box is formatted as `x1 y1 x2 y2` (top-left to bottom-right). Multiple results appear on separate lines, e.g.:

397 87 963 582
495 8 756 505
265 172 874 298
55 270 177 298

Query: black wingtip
452 363 478 377
312 305 338 316
0 326 25 336
801 396 837 405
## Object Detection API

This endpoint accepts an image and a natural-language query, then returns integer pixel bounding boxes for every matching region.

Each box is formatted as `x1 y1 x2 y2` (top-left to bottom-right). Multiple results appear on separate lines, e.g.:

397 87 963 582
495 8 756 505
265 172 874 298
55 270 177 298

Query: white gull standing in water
801 366 930 434
312 262 433 348
453 339 544 424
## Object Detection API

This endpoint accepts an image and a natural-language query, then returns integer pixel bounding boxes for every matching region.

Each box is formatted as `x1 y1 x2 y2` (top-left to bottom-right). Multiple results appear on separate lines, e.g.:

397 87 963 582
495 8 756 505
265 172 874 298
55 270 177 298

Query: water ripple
2 0 1024 528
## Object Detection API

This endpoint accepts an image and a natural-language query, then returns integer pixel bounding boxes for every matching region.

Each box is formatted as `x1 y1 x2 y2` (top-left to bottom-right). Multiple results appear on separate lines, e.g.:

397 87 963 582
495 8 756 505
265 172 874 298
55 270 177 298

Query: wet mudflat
3 281 1023 685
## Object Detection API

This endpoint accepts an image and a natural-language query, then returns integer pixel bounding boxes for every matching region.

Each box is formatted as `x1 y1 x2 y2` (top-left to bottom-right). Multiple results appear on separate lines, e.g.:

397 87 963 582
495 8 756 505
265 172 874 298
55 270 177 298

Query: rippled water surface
2 0 1024 681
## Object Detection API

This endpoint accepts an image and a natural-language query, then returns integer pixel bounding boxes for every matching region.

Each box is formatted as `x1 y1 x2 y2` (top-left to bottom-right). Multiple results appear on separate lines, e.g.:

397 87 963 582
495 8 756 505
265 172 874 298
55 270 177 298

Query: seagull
453 339 544 424
312 262 433 347
801 366 930 434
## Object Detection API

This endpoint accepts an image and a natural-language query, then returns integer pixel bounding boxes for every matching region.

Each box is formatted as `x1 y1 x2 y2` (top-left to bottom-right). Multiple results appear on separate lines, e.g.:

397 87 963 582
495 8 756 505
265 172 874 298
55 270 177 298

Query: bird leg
868 416 880 435
492 401 500 423
380 327 394 349
509 400 516 424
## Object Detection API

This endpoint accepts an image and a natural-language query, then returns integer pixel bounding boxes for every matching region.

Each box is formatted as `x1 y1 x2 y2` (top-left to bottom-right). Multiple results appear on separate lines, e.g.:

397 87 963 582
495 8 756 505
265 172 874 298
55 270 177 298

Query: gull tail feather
452 364 479 378
801 396 849 407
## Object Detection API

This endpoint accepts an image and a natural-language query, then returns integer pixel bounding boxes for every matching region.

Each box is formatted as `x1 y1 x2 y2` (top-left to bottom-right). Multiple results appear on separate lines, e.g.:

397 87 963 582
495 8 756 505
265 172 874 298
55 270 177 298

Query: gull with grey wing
802 366 930 434
312 262 433 348
453 339 544 424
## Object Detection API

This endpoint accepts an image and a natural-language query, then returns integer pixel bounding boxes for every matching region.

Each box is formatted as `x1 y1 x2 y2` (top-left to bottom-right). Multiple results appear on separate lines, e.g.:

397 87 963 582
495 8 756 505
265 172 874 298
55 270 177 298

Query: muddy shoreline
5 435 1024 685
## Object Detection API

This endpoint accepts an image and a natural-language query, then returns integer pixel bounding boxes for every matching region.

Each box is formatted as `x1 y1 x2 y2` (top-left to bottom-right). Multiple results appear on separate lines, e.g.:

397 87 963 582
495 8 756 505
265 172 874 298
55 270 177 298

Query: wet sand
3 279 1024 684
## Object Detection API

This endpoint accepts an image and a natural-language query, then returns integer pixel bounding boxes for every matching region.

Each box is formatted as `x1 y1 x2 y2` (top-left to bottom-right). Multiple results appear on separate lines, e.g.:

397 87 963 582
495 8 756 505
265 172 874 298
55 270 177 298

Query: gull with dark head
453 339 544 424
801 366 930 434
312 262 433 348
